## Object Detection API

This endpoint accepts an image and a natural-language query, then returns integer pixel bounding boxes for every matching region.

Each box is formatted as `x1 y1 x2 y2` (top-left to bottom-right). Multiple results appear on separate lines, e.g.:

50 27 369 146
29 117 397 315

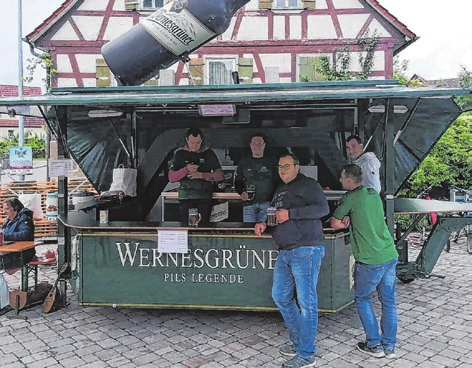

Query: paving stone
1 238 472 367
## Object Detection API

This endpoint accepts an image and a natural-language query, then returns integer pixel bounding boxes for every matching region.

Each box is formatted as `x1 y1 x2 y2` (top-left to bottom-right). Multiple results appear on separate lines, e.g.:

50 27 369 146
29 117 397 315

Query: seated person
1 198 36 270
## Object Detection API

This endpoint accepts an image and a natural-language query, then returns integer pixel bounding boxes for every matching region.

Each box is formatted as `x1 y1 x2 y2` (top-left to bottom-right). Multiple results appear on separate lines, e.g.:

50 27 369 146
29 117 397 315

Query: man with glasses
255 154 329 368
235 133 277 225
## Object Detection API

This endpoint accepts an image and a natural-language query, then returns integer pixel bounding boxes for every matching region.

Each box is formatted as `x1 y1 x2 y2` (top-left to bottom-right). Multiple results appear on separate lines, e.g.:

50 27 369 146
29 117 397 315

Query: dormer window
141 0 164 9
274 0 302 8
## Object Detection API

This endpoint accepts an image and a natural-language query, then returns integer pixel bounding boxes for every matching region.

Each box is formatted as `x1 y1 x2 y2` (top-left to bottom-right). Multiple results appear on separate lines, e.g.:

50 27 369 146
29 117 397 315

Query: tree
315 30 379 81
23 52 56 91
458 65 472 88
393 57 409 85
399 112 472 198
0 134 46 159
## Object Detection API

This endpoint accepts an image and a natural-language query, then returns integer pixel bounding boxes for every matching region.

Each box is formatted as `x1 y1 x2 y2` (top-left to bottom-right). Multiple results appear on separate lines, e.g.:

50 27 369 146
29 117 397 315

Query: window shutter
259 0 272 9
188 58 204 85
238 58 253 84
303 0 316 9
143 77 158 86
125 0 138 11
299 56 327 82
96 58 112 87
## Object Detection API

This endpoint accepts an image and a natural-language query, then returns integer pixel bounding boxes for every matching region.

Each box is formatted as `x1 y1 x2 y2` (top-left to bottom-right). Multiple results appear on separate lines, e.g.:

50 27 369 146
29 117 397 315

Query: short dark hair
346 135 363 144
186 128 203 139
279 153 300 166
343 164 363 183
4 197 24 213
250 133 265 143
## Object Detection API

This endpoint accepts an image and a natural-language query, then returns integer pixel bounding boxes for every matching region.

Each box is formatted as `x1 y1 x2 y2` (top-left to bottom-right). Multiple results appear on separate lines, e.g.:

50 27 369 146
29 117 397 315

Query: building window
141 0 164 9
8 130 14 138
206 59 236 85
274 0 301 8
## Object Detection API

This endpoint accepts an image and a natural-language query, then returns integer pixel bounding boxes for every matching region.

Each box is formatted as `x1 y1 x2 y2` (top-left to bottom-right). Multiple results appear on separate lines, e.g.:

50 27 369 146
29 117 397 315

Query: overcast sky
0 0 470 89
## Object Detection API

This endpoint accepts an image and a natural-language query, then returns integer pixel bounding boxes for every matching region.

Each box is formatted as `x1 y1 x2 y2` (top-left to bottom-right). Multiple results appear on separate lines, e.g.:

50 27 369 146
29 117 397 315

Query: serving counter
59 211 354 312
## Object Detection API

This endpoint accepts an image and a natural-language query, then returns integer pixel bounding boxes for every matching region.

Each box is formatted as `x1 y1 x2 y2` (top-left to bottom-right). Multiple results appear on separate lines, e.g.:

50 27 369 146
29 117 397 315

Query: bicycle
448 186 472 254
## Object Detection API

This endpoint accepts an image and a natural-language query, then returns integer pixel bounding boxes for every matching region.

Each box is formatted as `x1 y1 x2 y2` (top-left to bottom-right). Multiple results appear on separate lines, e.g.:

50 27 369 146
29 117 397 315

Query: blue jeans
243 201 270 223
272 246 325 360
354 258 398 351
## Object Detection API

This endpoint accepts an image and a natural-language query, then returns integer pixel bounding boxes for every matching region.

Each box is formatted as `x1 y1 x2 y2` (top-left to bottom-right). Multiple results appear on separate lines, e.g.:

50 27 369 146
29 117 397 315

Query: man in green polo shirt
331 164 398 359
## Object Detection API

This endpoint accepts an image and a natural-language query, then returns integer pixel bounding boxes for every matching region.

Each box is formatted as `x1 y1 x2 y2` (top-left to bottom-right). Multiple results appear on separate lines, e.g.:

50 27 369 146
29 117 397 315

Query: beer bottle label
141 1 216 57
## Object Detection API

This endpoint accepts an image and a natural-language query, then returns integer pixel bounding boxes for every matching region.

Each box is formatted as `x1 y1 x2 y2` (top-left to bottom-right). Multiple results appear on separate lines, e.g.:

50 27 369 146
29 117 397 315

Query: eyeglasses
277 164 297 170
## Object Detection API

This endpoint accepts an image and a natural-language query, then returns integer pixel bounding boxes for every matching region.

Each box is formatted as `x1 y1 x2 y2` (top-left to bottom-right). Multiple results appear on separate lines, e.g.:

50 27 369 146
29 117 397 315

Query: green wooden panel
125 0 138 11
299 56 327 82
238 57 253 84
76 232 354 312
96 58 112 87
303 0 316 9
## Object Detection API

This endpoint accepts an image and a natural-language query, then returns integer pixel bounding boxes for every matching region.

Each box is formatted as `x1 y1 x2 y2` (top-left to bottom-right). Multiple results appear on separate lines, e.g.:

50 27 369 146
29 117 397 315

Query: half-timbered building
26 0 416 87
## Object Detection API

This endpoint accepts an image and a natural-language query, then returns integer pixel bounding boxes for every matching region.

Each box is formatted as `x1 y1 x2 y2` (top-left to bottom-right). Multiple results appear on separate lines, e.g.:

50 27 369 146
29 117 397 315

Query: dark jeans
179 199 212 227
0 248 36 270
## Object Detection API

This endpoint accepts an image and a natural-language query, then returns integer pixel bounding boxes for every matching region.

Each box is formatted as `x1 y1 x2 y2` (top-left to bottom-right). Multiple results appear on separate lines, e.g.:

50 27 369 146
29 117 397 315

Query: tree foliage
315 30 379 81
458 65 472 88
399 112 472 198
23 52 56 91
0 134 46 159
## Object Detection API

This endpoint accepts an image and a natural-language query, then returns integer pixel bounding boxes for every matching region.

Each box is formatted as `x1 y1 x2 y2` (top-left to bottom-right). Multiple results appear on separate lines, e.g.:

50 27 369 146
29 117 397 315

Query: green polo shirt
333 185 398 265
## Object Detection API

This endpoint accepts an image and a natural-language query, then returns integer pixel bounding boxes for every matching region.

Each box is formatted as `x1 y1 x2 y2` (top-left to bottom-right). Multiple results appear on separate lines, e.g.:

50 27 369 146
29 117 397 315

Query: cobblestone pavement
1 237 472 368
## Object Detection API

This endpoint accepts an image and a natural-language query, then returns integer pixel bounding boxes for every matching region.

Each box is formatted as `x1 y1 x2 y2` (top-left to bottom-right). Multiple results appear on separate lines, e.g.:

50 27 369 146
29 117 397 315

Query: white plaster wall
72 16 103 41
51 21 80 41
77 54 100 73
238 17 268 41
307 15 337 39
273 16 286 40
332 0 363 9
57 78 78 87
245 0 260 11
366 19 391 38
78 0 108 11
316 0 328 9
220 18 237 41
113 0 126 11
290 16 302 40
259 54 292 74
338 14 369 39
103 17 135 41
56 54 73 73
347 50 385 72
83 78 98 87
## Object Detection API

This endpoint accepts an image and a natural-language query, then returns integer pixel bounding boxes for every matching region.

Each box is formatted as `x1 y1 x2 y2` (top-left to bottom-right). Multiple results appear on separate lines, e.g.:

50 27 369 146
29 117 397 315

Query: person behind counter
235 133 277 225
255 154 329 368
346 135 381 193
168 128 223 226
331 164 398 359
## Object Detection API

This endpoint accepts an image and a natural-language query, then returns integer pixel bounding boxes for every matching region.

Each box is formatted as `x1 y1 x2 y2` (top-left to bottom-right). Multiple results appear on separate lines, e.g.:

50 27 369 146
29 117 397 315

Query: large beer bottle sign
102 0 250 86
141 1 216 57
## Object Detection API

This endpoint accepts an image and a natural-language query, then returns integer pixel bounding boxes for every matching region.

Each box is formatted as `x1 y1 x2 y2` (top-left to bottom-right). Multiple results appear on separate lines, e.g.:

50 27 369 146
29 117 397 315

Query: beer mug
267 207 277 226
245 184 256 201
188 208 201 227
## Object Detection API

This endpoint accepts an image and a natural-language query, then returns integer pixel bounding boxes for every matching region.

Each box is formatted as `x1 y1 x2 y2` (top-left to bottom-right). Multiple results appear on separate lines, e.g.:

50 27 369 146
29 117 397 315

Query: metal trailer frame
1 80 471 307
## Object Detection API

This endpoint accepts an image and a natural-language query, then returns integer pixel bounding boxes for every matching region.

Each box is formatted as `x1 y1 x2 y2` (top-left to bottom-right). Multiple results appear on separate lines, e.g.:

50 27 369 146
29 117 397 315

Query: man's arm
288 180 330 220
331 216 349 230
